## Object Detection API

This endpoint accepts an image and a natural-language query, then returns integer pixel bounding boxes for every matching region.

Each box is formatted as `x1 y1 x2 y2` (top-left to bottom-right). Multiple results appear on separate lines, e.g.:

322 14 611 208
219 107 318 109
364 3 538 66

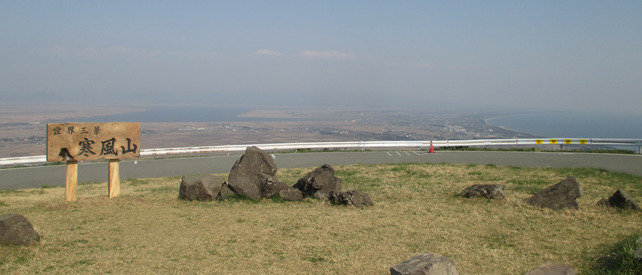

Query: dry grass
1 163 640 274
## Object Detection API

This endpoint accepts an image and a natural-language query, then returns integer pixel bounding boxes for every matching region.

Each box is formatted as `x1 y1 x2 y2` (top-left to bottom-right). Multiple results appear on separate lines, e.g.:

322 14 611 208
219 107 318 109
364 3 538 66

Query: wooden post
65 161 78 201
47 123 140 200
108 159 120 198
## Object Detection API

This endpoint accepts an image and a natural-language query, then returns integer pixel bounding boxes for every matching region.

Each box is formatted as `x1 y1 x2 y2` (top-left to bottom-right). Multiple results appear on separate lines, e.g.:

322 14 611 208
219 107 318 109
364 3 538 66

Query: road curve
1 151 641 190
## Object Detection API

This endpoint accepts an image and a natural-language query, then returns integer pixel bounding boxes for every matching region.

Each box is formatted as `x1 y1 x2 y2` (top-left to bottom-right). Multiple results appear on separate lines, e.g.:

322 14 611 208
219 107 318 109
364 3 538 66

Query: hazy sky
1 1 641 114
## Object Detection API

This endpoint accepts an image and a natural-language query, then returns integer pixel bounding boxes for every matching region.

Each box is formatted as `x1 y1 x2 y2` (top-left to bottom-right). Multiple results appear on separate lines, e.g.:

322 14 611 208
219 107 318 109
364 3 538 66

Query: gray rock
227 146 278 200
329 190 374 207
524 262 576 275
217 182 237 200
258 172 289 198
390 252 459 275
597 198 610 207
634 237 642 262
0 214 40 246
278 187 304 201
605 189 641 211
634 238 642 262
179 175 226 201
461 184 505 199
525 176 582 210
634 248 642 262
293 164 342 199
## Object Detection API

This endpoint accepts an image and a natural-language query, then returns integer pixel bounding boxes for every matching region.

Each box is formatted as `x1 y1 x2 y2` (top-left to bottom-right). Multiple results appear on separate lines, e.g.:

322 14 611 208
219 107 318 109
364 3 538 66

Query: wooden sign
47 122 140 162
46 122 140 201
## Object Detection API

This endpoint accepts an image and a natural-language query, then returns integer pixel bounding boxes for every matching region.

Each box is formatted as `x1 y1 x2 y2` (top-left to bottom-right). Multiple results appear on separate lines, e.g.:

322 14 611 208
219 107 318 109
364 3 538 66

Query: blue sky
1 1 641 113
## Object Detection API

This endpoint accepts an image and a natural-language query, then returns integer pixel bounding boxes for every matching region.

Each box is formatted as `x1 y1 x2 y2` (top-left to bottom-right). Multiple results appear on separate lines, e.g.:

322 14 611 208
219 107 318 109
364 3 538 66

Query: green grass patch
0 189 22 195
588 234 642 275
147 186 176 194
126 178 149 186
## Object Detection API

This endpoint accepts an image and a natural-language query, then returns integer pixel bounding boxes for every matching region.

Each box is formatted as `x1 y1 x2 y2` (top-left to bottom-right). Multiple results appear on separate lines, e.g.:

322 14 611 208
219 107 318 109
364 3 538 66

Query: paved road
1 151 641 190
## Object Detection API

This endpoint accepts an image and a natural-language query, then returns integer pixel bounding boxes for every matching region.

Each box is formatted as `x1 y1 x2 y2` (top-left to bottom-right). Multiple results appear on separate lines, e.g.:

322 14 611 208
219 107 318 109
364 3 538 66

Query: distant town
0 105 532 158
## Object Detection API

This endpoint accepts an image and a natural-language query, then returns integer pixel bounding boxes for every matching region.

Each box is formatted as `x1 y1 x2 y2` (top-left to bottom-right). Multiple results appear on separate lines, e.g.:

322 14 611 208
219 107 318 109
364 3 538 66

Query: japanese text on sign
47 122 140 162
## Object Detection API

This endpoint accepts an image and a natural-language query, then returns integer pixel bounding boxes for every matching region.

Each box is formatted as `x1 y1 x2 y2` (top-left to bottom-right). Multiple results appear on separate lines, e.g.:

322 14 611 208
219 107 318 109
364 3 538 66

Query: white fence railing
2 138 641 166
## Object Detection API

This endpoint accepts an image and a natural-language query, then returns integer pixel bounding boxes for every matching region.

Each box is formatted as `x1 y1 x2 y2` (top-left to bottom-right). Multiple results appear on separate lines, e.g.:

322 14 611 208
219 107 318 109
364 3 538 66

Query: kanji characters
121 138 138 154
78 138 96 157
100 138 119 156
47 122 140 161
52 126 62 135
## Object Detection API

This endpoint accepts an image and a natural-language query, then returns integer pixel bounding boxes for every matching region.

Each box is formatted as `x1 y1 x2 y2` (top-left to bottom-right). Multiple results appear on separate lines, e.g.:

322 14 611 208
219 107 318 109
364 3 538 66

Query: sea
486 112 642 139
74 107 642 139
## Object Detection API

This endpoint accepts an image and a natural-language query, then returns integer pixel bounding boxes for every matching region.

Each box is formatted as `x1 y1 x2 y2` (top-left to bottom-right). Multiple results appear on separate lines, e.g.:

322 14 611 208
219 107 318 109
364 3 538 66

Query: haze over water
487 112 642 139
76 105 642 139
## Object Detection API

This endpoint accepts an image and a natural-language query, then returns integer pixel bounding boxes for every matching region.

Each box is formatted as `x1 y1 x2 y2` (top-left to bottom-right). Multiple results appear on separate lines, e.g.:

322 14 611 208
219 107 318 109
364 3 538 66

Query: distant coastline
486 112 642 138
484 113 547 137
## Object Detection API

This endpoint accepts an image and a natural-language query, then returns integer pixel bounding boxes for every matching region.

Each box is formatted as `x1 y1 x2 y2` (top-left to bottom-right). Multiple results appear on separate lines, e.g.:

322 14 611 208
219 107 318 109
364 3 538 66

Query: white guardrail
1 138 641 166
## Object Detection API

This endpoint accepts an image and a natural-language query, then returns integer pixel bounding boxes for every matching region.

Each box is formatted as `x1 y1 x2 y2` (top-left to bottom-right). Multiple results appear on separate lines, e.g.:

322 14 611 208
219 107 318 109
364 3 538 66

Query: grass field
1 163 641 274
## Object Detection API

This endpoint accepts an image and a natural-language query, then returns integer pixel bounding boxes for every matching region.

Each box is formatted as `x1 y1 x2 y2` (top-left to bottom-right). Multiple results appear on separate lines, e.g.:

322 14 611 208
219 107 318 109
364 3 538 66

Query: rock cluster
597 189 641 211
293 164 343 199
178 146 372 207
173 148 638 273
